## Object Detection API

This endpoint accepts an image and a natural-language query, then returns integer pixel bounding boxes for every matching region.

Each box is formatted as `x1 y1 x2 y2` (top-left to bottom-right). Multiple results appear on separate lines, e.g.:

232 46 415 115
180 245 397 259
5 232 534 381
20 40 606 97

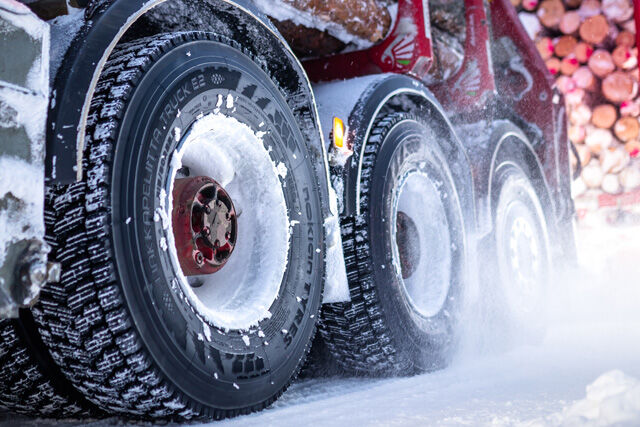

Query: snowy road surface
213 225 640 427
2 225 639 426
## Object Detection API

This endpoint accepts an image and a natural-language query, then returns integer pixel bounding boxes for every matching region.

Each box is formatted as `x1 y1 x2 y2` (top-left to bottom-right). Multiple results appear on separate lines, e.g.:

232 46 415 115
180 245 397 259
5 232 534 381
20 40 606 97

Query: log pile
517 0 640 199
259 0 393 57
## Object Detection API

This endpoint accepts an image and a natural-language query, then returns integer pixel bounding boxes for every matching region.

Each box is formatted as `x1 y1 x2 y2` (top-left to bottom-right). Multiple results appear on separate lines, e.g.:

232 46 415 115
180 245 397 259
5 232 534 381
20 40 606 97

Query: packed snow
207 224 640 426
165 113 290 331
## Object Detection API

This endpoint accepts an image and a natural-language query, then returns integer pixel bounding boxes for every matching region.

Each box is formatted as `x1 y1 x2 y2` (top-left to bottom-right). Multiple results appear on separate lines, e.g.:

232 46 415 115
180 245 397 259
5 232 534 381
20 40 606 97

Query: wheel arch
46 0 331 217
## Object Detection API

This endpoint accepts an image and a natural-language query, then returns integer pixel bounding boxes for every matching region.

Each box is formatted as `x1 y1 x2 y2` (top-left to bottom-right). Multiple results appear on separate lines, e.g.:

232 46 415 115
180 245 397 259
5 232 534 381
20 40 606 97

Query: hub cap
392 171 452 318
497 199 545 311
171 176 237 276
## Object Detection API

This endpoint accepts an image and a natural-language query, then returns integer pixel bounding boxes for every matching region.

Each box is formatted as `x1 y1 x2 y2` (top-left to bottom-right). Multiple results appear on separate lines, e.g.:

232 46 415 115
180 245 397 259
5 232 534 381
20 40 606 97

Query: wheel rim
495 176 550 313
166 112 290 331
392 170 452 318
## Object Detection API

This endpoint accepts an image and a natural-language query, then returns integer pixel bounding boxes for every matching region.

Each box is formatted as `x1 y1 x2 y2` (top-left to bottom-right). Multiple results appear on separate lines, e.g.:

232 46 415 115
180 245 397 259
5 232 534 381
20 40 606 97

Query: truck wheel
321 113 466 375
36 32 324 420
0 316 92 417
491 163 551 325
0 188 98 418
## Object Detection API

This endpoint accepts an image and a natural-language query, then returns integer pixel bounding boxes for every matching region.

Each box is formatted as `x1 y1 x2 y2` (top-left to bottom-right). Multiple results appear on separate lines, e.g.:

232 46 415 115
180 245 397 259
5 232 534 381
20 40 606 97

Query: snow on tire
35 32 324 420
320 113 466 375
0 188 98 418
0 317 93 418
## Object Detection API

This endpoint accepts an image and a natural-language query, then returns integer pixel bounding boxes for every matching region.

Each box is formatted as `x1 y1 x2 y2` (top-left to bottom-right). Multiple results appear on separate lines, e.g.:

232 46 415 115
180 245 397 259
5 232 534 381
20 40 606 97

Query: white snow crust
0 1 49 93
0 157 44 269
48 7 84 85
0 6 48 270
209 226 640 426
251 0 374 49
166 113 290 331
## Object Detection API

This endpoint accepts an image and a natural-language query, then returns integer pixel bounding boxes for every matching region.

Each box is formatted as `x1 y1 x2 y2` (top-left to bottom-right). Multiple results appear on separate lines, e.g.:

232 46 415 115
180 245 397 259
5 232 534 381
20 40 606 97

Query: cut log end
592 104 618 128
579 15 610 45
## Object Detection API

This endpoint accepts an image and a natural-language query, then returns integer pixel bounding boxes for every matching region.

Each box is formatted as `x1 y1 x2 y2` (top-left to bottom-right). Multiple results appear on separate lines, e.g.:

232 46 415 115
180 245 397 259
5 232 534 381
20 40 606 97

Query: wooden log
612 45 637 70
601 173 622 194
621 19 636 34
569 125 587 143
620 99 640 117
536 37 555 61
601 146 630 173
582 159 605 188
624 140 640 157
546 57 562 75
564 0 583 8
619 165 640 189
537 0 565 29
613 116 640 141
602 0 633 24
588 49 615 77
27 0 68 21
573 66 597 91
585 127 614 153
574 42 595 63
561 55 580 75
556 75 577 93
578 0 602 19
272 20 346 57
602 71 637 103
570 103 592 125
579 15 610 45
560 11 581 35
565 87 587 105
616 30 636 48
629 66 639 84
555 35 578 57
592 104 617 128
576 141 593 166
274 0 392 43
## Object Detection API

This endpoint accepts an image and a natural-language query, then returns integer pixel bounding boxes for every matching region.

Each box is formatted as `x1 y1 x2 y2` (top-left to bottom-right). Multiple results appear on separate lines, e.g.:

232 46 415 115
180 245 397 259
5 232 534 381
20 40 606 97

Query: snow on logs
519 0 640 197
256 0 392 56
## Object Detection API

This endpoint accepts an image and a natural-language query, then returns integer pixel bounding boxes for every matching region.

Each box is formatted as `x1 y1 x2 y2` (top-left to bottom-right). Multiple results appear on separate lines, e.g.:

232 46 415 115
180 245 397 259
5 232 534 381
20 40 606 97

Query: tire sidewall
367 119 465 369
108 37 323 409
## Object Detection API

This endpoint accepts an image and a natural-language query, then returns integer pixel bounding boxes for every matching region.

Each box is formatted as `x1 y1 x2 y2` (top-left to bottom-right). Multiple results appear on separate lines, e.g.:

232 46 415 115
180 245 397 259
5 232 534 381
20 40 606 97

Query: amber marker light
333 117 345 149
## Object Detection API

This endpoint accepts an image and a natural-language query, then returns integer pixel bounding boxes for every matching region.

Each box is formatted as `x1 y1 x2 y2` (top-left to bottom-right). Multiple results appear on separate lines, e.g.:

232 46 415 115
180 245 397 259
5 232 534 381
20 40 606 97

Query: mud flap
0 1 50 317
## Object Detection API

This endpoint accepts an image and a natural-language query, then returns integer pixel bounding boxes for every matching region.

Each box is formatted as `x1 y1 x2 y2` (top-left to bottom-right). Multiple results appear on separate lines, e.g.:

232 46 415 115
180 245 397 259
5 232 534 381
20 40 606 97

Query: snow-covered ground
1 224 638 426
209 224 640 427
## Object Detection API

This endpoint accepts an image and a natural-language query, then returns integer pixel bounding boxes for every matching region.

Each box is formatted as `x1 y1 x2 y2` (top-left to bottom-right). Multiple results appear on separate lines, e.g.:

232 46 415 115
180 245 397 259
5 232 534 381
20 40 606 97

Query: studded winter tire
36 32 325 420
320 113 466 375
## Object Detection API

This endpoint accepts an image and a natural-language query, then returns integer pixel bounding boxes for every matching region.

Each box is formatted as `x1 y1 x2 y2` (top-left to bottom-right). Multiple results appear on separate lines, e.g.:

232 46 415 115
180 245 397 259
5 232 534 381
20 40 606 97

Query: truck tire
489 163 551 330
36 32 324 420
320 113 466 375
0 316 91 418
0 189 97 419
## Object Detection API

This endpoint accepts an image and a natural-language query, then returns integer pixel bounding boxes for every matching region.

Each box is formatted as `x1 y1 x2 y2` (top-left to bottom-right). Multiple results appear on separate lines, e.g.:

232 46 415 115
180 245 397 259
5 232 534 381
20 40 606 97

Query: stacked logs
516 0 640 197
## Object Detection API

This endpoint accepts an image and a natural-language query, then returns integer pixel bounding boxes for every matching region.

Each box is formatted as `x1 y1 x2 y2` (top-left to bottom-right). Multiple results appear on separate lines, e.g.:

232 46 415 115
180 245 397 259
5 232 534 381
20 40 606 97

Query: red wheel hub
171 176 238 276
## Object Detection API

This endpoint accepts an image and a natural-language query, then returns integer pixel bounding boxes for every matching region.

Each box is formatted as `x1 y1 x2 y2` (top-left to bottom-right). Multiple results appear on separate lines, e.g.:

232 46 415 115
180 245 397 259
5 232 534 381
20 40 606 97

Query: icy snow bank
545 370 640 426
